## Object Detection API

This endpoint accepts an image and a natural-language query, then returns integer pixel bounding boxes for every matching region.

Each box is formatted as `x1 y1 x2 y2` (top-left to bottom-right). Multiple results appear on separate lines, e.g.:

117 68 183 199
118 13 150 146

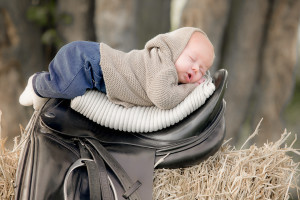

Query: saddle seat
40 69 227 169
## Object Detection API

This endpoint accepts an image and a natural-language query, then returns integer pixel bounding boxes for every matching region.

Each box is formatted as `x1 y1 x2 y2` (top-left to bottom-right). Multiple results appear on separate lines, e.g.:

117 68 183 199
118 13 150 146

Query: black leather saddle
15 69 227 200
41 69 227 168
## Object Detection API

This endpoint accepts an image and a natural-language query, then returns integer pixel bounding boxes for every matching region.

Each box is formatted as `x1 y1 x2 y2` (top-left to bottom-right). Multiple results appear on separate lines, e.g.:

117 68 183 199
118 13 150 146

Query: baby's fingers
197 76 206 85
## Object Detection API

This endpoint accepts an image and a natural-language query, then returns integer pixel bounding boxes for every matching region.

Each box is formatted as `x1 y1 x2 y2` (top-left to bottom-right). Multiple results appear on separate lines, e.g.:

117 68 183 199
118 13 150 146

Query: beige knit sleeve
147 68 197 110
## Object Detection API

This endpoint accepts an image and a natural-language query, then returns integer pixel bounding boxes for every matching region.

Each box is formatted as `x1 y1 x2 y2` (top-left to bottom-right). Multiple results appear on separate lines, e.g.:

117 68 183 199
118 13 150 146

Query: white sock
19 75 35 106
33 96 48 110
19 75 48 110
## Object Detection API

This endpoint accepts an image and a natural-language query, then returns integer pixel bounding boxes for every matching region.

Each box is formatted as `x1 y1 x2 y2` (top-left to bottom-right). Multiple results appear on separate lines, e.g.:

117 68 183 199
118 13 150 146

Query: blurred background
0 0 299 153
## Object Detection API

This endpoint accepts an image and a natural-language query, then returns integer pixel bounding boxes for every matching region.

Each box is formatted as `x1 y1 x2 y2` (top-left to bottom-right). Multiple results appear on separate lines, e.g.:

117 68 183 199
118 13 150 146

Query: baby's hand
197 76 206 85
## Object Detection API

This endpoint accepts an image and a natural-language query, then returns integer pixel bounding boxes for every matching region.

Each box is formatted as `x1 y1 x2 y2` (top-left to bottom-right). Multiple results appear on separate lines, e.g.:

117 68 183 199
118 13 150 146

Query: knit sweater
100 27 206 110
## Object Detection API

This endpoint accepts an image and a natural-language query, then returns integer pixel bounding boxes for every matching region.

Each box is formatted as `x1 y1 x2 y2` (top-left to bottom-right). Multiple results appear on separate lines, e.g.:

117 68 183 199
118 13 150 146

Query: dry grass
0 111 28 199
0 113 299 200
153 120 300 200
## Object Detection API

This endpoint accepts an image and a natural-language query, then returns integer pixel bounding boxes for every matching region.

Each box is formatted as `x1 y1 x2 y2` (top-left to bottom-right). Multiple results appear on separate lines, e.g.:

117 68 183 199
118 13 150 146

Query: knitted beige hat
145 27 207 63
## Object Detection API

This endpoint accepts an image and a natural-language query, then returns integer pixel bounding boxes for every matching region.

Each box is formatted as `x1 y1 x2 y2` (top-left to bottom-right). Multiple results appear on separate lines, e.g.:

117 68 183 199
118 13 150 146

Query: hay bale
0 114 299 200
0 135 26 199
153 122 300 199
0 111 28 199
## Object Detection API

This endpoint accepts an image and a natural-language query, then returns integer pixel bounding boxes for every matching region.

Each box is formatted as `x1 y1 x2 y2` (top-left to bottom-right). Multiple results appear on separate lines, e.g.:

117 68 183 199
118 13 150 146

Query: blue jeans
33 41 106 99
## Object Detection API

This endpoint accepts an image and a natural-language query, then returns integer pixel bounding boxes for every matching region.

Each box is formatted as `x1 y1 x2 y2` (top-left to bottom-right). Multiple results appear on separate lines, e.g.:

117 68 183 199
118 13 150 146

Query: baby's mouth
186 73 192 83
185 73 193 83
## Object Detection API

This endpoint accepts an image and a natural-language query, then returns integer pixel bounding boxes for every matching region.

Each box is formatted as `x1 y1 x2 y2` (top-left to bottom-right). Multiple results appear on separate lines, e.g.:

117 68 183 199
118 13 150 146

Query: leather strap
85 160 101 200
85 143 114 200
87 139 142 200
122 181 142 199
64 139 142 200
64 141 116 200
78 141 102 200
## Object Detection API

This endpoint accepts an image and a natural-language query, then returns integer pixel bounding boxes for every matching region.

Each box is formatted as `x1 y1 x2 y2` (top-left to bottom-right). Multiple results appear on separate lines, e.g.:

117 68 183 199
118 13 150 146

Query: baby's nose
192 65 199 72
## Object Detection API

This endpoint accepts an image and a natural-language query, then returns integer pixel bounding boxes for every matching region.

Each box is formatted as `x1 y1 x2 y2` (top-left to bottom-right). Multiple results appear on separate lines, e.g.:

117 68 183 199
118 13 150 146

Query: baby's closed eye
189 56 195 61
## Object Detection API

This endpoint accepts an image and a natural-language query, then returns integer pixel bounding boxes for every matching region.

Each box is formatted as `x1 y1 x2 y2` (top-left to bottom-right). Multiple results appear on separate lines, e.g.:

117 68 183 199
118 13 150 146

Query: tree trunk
0 0 45 145
94 0 170 51
94 0 136 51
56 0 96 44
134 0 171 49
181 0 300 146
220 0 269 144
252 0 300 145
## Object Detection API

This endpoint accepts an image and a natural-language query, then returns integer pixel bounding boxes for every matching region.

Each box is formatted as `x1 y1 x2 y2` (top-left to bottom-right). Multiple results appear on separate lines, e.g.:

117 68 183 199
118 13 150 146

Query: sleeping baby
19 27 215 110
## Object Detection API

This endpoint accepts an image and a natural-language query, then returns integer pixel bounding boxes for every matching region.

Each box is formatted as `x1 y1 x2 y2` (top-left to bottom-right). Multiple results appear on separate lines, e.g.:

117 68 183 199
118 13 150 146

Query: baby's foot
33 96 48 110
19 75 35 106
19 75 48 110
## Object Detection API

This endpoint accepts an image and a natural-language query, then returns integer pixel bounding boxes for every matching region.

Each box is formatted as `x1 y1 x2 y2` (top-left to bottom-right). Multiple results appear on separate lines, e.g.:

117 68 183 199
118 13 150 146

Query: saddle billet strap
83 142 114 199
77 142 102 200
84 160 101 200
64 142 115 200
87 138 142 200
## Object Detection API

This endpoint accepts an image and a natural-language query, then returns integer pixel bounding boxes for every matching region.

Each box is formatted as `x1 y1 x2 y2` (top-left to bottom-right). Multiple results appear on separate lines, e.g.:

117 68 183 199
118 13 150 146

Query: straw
153 122 300 200
0 112 28 199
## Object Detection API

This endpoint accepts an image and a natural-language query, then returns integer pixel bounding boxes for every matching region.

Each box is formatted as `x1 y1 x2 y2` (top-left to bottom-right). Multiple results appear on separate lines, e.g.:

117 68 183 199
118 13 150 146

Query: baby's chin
178 80 188 84
177 76 187 84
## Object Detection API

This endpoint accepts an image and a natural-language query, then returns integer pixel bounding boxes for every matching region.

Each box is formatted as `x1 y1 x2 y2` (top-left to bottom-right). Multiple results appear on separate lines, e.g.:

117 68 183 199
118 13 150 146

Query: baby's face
175 32 214 84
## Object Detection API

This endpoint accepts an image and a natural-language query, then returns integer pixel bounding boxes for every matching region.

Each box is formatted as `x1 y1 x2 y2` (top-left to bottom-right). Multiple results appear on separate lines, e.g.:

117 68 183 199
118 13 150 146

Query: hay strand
0 112 28 200
153 128 300 200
